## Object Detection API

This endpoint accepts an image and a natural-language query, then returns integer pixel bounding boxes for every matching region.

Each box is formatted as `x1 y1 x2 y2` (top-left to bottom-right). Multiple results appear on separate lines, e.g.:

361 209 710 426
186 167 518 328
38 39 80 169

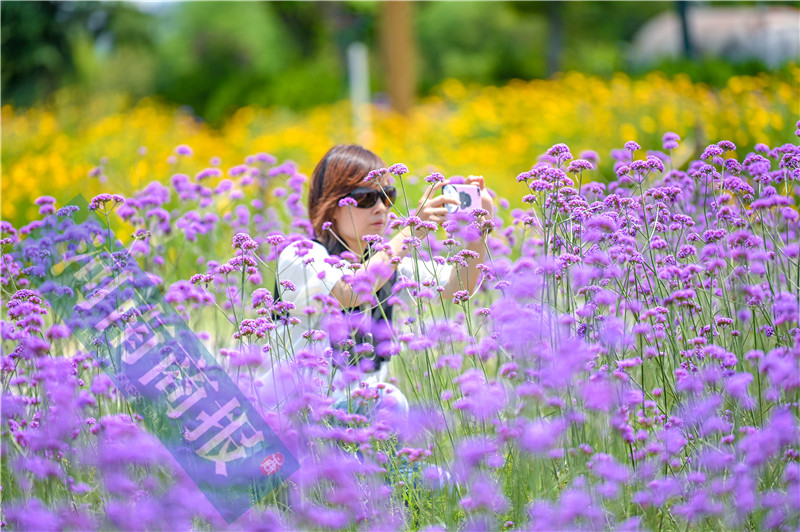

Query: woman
269 144 494 411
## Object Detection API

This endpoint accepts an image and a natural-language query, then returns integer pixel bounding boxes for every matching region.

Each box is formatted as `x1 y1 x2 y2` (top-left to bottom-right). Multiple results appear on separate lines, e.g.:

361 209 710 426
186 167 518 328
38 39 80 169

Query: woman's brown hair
308 144 385 247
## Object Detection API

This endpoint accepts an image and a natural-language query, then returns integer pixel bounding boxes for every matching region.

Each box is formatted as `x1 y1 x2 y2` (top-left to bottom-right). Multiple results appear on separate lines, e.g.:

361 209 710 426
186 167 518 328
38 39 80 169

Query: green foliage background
2 1 796 125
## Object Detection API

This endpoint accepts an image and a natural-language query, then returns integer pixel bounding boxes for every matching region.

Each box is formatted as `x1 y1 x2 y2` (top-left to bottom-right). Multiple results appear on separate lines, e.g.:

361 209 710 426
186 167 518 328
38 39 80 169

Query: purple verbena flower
579 150 599 163
88 193 125 212
34 196 55 206
567 160 593 173
388 163 409 176
662 131 680 150
252 288 274 309
195 168 222 181
232 232 258 251
624 140 642 152
424 172 446 183
701 144 724 159
174 144 193 156
546 143 573 161
56 205 80 217
452 290 470 304
365 168 389 182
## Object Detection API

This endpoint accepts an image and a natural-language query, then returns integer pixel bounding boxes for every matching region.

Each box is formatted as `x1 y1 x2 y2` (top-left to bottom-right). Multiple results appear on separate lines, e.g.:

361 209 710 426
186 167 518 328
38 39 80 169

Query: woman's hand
464 175 495 220
415 181 459 229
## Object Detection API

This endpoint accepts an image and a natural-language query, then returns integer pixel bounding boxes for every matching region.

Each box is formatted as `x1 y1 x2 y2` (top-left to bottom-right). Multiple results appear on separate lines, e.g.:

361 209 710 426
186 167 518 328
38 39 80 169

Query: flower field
1 70 800 531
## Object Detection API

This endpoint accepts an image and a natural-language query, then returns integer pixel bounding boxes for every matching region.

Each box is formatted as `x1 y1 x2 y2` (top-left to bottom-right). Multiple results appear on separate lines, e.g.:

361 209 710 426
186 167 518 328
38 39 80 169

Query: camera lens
459 191 471 208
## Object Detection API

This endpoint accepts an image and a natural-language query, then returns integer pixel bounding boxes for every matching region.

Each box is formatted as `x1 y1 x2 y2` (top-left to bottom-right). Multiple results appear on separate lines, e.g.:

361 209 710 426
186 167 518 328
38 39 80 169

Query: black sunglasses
343 186 397 209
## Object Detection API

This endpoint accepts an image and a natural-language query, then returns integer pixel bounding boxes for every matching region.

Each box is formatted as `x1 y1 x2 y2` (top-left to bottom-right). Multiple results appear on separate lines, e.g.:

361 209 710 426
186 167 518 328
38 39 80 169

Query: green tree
1 1 76 106
151 2 345 124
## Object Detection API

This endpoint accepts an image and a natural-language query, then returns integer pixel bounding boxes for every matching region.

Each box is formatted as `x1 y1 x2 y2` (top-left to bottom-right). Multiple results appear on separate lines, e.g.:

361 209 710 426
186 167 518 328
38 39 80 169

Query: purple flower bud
338 197 357 207
232 232 258 251
566 159 593 173
195 168 222 181
424 172 446 183
617 357 642 368
365 168 389 182
579 150 599 163
516 171 532 182
34 196 56 206
279 280 296 292
251 288 274 309
520 418 567 455
229 164 250 177
174 144 193 156
452 290 470 304
611 149 632 163
388 163 409 176
662 131 680 149
546 143 573 161
701 144 724 159
254 152 276 164
88 193 125 212
624 140 642 152
646 155 665 172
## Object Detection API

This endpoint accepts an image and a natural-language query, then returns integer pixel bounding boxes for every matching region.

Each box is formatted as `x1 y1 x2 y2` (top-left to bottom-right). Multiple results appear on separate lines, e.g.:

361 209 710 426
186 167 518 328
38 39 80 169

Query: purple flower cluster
364 168 389 183
388 163 409 176
88 193 125 212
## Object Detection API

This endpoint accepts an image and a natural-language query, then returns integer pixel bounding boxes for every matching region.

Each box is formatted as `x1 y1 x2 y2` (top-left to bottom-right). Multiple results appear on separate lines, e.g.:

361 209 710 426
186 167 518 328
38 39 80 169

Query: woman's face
331 174 393 256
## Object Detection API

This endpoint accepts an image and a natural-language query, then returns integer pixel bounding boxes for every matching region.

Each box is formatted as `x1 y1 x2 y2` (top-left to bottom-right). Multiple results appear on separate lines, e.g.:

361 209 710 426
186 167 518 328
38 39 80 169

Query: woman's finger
431 179 449 191
423 207 449 217
426 194 459 207
422 179 448 197
418 208 449 223
466 175 486 190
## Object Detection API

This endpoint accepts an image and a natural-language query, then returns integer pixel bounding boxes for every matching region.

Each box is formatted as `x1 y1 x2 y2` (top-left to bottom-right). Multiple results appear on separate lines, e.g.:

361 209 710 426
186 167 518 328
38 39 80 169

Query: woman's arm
329 225 413 308
442 175 494 300
328 177 495 309
442 230 489 299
